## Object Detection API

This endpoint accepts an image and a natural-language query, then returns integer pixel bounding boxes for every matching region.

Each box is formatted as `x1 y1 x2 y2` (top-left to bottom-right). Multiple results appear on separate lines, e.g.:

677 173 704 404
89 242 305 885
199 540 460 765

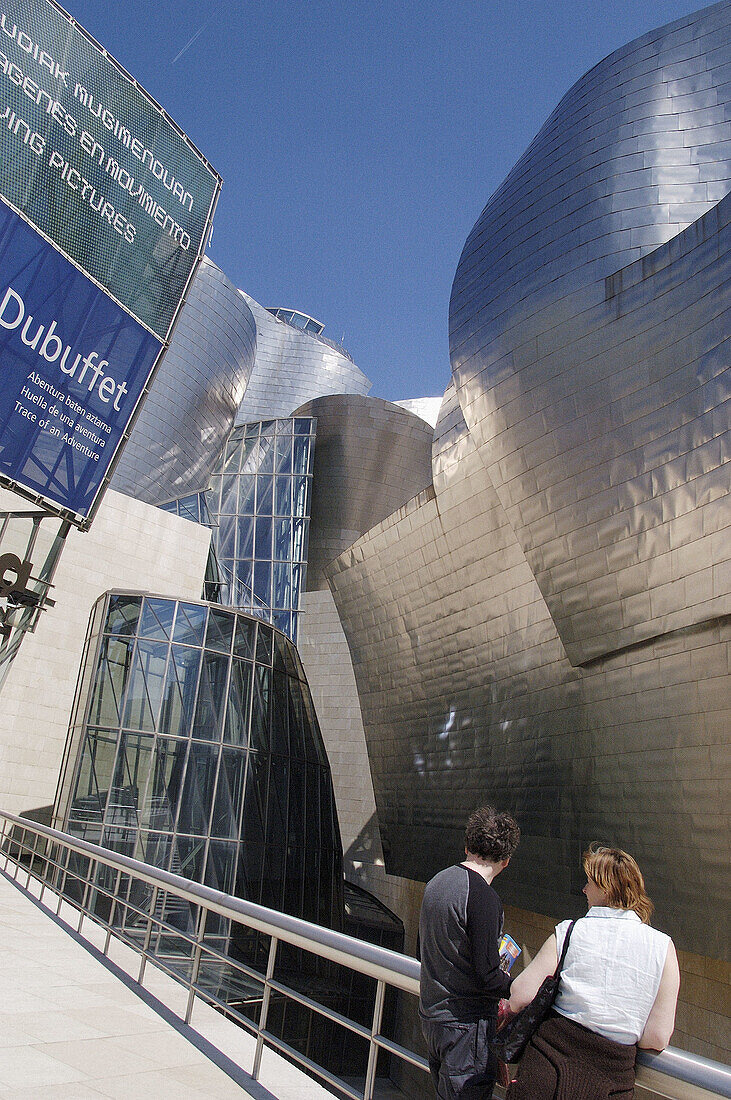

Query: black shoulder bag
491 919 577 1064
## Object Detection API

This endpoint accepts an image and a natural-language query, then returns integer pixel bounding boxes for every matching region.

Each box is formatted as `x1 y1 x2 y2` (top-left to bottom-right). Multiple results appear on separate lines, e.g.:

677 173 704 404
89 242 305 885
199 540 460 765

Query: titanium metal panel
111 258 256 504
294 394 434 591
327 442 729 959
235 293 371 423
449 1 730 665
326 4 730 964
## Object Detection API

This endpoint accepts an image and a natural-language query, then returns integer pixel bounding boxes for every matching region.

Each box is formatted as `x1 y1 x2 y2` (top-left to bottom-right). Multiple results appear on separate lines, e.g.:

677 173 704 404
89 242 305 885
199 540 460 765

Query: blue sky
68 0 706 401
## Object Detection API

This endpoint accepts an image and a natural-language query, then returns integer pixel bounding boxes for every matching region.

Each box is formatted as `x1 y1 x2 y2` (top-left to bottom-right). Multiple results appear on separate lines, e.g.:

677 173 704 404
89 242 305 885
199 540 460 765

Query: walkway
0 867 334 1098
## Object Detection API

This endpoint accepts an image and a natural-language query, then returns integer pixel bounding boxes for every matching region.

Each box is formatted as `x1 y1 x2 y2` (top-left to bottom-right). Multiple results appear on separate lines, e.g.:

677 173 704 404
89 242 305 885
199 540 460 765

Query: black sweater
419 864 511 1023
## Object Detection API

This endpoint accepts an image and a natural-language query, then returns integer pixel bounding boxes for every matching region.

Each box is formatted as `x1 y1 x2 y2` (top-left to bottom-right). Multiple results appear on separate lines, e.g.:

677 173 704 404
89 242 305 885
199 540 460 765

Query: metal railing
1 811 729 1100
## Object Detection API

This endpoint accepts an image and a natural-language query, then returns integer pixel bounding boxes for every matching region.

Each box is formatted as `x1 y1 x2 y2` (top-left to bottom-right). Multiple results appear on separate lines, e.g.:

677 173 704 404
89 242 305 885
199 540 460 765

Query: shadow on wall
342 812 386 888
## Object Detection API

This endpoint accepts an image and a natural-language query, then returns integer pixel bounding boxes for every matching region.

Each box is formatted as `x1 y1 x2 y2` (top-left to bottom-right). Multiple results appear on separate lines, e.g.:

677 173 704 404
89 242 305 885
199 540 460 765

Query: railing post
78 858 97 932
252 935 279 1081
138 885 159 985
56 846 71 915
104 868 123 955
184 906 208 1025
25 830 40 889
12 827 24 879
0 816 10 872
38 838 52 904
363 979 386 1100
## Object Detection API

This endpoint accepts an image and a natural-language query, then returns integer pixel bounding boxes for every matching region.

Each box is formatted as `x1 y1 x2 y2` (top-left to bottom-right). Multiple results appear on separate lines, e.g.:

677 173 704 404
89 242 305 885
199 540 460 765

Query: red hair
583 844 654 924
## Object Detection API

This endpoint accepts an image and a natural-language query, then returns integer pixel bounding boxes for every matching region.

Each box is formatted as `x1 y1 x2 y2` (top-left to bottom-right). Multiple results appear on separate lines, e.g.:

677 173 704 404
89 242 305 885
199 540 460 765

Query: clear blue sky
67 0 705 402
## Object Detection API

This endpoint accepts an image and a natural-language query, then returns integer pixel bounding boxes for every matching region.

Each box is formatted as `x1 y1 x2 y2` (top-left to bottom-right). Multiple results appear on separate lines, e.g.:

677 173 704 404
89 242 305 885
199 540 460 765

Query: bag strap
553 919 577 978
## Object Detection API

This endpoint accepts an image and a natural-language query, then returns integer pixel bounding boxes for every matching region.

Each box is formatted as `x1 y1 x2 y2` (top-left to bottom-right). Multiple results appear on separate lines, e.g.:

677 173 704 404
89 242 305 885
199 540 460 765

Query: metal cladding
111 257 256 504
328 5 730 960
235 293 371 423
450 1 730 664
294 395 435 591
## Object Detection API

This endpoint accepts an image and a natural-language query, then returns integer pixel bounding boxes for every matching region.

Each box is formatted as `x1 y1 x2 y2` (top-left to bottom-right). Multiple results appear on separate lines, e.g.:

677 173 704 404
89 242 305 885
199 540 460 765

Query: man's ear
503 857 511 869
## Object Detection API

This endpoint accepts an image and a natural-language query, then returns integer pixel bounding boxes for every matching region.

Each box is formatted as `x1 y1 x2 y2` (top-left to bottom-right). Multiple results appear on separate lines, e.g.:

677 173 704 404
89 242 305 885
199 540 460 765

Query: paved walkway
0 866 334 1098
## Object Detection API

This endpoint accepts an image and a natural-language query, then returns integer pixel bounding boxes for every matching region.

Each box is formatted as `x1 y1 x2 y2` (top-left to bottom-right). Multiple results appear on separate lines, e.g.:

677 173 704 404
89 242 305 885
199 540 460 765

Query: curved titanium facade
294 395 434 590
449 1 730 664
235 292 371 423
55 592 344 934
111 258 256 505
206 418 316 642
327 5 730 966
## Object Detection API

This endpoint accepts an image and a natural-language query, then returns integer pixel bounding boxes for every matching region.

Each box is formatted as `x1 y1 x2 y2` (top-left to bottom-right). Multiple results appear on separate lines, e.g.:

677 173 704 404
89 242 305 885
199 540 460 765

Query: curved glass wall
52 591 404 1081
206 418 315 642
55 592 344 940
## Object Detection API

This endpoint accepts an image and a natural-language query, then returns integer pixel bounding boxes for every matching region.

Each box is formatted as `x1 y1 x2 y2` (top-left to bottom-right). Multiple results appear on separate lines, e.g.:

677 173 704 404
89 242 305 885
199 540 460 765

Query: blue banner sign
0 199 162 522
0 0 220 341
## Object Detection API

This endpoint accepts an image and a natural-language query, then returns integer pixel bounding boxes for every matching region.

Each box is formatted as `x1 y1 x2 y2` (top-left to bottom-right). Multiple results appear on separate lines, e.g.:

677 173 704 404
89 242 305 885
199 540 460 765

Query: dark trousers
421 1016 498 1100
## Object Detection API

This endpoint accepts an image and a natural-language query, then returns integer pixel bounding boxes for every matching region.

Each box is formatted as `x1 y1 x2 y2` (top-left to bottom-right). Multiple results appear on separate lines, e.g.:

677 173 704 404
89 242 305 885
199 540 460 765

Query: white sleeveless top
553 908 670 1045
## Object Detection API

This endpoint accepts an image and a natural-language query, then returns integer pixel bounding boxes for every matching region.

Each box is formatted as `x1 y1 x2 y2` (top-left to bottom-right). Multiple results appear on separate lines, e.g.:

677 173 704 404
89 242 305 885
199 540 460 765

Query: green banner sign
0 0 221 340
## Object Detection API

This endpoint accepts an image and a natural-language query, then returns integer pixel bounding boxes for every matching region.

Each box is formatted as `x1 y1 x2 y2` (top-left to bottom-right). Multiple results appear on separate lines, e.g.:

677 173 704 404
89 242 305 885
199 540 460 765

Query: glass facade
51 590 403 1081
159 492 212 526
206 418 315 642
55 592 344 950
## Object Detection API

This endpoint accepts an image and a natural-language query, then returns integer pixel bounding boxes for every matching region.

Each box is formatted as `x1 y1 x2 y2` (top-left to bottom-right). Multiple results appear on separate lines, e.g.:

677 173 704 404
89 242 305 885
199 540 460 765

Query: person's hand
497 997 515 1031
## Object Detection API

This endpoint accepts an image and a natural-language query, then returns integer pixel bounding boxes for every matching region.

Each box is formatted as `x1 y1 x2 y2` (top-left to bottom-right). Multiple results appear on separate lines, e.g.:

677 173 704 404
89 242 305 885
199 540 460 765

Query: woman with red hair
505 845 680 1099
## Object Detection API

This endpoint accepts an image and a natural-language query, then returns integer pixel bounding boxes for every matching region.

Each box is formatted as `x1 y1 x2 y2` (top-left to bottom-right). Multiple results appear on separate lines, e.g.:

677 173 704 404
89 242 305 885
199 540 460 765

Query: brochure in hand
499 934 521 973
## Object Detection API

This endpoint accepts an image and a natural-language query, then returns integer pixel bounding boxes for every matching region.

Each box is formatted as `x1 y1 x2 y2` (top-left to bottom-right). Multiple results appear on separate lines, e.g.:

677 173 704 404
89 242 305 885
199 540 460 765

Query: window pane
270 670 290 756
253 560 271 603
220 474 239 515
138 599 174 641
121 640 168 731
250 664 271 753
293 435 310 476
172 603 207 647
106 594 141 637
205 841 237 932
145 736 188 832
291 519 305 562
255 625 272 667
211 749 247 838
216 517 237 560
192 652 230 740
274 476 291 516
177 744 218 836
206 608 234 654
293 475 308 514
273 517 292 561
272 562 290 609
232 616 256 661
104 732 154 852
67 730 118 837
238 479 256 515
224 658 252 746
257 433 275 474
275 433 292 474
159 645 201 737
256 476 273 515
237 517 254 559
254 517 272 560
88 636 133 726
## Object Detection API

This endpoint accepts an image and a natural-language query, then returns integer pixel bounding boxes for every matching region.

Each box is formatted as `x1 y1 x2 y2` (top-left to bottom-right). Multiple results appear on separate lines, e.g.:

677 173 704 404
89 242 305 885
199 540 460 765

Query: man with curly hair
419 806 520 1098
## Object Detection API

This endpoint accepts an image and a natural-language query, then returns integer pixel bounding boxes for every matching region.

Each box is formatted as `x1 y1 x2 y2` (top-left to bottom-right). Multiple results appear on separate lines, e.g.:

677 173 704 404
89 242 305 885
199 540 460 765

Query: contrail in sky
171 22 209 65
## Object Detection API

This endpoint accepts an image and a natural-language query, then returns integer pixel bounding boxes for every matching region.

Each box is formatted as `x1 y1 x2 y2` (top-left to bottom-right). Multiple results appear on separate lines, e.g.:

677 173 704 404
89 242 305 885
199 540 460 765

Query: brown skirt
506 1013 637 1100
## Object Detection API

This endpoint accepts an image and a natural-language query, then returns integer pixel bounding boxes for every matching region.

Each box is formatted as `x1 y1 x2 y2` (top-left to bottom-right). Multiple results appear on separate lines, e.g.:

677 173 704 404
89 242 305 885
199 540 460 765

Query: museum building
0 0 727 1067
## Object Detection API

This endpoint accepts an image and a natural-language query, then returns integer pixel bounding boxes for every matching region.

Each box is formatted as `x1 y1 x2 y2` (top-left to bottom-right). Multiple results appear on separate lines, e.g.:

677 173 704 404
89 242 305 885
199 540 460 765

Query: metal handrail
1 811 729 1100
